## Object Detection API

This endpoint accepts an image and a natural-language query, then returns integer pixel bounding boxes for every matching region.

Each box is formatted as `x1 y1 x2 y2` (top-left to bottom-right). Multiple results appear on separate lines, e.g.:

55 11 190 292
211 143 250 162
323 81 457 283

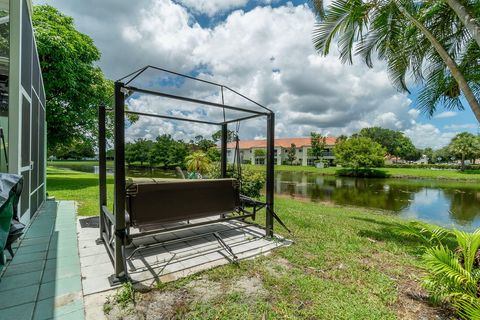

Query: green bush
207 163 265 198
384 163 480 170
334 137 385 169
396 223 480 319
335 168 389 178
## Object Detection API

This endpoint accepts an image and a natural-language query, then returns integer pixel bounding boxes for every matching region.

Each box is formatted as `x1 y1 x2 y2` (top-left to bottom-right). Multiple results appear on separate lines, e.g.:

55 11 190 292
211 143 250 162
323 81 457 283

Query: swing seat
125 178 242 228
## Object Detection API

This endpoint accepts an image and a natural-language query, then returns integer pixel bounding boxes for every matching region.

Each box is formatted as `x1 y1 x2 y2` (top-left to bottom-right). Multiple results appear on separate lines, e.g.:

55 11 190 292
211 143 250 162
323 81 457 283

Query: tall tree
448 132 480 170
310 132 326 161
423 147 434 163
445 0 480 47
312 0 480 122
358 127 417 159
286 143 297 165
334 137 386 170
211 129 238 143
33 5 113 152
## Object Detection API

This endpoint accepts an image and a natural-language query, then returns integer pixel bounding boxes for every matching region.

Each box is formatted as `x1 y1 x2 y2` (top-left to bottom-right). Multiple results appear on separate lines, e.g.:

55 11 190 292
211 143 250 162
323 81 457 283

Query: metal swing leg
213 232 238 261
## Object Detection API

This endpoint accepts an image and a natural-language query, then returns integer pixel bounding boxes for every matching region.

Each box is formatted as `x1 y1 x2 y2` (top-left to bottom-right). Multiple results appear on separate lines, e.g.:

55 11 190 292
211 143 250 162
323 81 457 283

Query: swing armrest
239 195 266 210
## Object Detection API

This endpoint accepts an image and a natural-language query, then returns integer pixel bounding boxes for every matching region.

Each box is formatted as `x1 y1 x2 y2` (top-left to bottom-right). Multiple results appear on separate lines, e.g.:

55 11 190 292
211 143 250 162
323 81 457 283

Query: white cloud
408 109 420 119
434 111 457 119
444 123 478 130
36 0 452 146
176 0 249 16
404 123 456 149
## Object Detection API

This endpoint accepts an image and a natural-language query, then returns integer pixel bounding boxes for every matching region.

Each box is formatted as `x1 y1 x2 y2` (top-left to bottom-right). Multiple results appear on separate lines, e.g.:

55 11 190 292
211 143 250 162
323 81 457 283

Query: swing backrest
126 178 241 228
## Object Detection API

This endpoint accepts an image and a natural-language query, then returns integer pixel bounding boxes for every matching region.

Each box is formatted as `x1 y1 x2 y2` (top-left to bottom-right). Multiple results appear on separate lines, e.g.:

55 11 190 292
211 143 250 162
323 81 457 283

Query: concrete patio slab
78 214 291 320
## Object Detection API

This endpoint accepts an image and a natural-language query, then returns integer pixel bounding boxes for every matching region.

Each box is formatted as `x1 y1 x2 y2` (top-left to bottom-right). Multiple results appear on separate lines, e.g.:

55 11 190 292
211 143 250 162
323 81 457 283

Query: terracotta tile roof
227 137 336 149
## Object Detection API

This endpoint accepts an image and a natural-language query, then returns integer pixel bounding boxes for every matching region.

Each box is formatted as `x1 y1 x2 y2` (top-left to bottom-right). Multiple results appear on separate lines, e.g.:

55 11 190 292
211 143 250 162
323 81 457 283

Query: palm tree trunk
446 0 480 48
396 3 480 123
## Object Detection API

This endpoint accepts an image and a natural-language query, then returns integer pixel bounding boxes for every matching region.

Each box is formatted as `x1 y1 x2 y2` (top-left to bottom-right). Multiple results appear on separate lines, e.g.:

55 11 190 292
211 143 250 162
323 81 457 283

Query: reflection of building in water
0 0 46 225
227 137 336 166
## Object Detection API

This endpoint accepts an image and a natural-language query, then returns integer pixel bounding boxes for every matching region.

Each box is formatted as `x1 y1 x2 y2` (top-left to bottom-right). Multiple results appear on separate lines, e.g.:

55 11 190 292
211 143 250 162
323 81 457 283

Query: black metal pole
98 105 107 242
221 124 228 178
113 82 127 281
266 113 275 237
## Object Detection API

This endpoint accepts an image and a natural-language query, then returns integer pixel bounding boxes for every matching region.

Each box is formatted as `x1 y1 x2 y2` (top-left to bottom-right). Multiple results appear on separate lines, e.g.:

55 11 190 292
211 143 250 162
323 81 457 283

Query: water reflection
275 171 480 230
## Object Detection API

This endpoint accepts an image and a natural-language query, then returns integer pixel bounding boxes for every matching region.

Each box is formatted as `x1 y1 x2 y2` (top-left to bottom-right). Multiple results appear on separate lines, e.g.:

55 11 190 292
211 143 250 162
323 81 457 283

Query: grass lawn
46 167 114 216
47 166 444 319
246 164 480 180
48 160 106 166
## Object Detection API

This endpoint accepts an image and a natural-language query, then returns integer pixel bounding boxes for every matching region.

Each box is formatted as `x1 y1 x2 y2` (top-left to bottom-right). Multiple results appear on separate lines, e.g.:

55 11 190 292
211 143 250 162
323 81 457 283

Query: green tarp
0 174 22 273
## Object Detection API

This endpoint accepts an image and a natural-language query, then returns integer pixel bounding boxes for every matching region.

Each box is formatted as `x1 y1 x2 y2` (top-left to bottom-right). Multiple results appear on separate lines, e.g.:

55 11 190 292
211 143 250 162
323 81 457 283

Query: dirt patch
264 257 293 277
105 275 267 319
234 276 267 298
185 278 224 302
360 253 455 320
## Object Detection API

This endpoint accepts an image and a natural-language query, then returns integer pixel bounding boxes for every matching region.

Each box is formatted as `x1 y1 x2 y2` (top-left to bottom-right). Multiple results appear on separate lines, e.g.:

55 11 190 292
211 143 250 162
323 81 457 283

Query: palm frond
450 293 480 320
310 0 325 18
452 229 480 274
394 221 451 247
424 245 477 294
312 0 370 63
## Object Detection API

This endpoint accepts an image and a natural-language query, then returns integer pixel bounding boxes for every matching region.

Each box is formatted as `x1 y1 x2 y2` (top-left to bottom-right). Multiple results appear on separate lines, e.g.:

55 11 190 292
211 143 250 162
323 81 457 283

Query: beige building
226 137 337 166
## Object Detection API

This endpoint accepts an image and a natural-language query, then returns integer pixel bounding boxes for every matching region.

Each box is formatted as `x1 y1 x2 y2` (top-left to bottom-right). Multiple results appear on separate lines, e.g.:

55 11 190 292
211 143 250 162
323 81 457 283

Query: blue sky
35 0 479 148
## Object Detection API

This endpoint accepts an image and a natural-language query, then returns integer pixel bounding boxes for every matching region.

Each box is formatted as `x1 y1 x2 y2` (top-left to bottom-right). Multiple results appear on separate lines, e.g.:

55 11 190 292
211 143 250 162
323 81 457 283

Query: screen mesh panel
20 0 32 91
21 96 30 167
30 94 38 190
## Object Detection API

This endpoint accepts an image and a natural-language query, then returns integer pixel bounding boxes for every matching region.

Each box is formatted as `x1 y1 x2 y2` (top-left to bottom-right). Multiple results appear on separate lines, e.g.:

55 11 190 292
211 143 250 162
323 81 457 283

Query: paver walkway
0 200 84 320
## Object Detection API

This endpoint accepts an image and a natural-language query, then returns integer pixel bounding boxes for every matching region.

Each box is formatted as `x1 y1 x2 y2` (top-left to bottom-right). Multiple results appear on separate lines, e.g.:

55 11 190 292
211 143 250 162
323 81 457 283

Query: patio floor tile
0 200 84 319
0 284 38 309
33 294 84 320
9 251 48 265
38 271 82 301
0 302 35 320
2 260 44 277
0 270 43 292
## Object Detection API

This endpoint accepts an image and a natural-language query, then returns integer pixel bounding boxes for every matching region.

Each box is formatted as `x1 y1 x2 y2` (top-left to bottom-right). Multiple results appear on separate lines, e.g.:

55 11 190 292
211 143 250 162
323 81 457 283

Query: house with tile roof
226 137 336 166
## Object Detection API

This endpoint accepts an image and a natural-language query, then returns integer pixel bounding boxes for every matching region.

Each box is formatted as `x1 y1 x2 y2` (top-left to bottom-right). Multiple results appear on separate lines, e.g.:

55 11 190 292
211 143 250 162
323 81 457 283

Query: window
255 158 265 165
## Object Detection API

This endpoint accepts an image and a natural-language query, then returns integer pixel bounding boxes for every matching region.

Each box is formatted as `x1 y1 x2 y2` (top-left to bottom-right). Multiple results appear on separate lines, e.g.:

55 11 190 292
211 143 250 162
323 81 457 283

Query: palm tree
185 152 211 175
445 0 480 47
311 0 480 122
448 132 480 170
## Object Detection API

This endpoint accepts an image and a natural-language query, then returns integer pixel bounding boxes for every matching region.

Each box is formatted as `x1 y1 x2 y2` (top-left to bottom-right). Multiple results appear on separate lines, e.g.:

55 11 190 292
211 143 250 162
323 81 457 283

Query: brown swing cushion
126 178 241 227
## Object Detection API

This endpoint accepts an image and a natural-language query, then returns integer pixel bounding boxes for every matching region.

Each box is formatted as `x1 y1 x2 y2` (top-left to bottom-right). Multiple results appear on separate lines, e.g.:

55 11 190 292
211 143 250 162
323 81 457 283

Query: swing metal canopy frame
98 66 278 284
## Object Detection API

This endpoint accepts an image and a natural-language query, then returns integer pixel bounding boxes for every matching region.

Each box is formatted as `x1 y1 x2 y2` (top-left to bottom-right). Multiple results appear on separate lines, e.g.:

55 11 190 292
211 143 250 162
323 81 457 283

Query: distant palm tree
311 0 480 122
185 152 211 174
448 132 480 170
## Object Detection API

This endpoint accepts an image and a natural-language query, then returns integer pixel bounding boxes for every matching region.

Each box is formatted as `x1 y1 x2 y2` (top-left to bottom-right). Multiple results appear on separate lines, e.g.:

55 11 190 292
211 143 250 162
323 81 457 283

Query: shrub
384 163 480 170
334 137 385 169
396 223 480 319
335 168 389 178
207 164 265 198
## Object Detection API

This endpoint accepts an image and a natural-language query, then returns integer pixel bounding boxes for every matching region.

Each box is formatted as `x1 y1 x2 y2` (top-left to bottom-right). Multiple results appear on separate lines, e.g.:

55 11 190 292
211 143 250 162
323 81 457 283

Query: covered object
0 173 22 273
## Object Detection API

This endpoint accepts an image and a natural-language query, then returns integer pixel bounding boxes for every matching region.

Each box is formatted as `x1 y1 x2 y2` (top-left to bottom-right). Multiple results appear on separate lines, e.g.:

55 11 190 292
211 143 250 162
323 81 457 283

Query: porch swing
98 65 289 283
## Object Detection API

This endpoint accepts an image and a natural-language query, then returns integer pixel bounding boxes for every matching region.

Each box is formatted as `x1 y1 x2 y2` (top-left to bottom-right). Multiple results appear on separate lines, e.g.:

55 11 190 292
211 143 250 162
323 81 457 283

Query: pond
50 163 480 230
